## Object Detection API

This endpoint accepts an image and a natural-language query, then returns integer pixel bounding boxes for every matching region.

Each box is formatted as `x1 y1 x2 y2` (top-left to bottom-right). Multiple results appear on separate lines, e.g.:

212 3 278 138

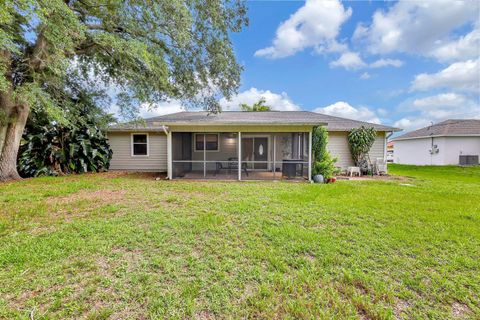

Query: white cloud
393 118 432 132
314 101 381 124
330 55 404 71
412 93 467 109
430 26 480 62
360 72 371 80
411 93 480 120
138 101 187 118
411 59 480 92
369 58 403 68
254 0 352 59
219 87 301 111
395 92 480 131
329 52 366 70
354 0 479 61
377 108 388 116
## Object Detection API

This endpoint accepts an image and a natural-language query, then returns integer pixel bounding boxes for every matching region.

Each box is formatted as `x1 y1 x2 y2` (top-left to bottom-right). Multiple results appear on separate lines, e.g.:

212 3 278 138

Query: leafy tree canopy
240 97 271 111
1 0 247 116
0 0 248 180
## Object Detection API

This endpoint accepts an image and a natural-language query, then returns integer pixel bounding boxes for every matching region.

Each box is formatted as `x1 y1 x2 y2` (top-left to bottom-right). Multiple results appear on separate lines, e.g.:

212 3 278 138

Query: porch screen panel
172 132 194 179
204 132 238 179
241 133 275 180
273 132 309 180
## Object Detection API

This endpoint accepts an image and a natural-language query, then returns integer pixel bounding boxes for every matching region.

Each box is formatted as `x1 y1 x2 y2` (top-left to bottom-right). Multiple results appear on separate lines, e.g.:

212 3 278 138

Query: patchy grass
0 165 479 319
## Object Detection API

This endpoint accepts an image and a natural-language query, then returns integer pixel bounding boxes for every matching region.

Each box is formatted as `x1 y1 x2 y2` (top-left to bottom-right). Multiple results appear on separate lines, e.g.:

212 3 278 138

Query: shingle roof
392 119 480 141
108 111 400 132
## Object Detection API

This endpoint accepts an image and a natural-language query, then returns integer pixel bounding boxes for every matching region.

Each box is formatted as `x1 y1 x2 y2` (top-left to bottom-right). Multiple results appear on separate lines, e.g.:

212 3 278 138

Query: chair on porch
215 157 248 177
375 158 387 175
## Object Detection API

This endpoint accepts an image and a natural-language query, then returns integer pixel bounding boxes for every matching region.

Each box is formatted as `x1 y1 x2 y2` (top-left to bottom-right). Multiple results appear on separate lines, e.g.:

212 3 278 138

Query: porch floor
177 170 307 181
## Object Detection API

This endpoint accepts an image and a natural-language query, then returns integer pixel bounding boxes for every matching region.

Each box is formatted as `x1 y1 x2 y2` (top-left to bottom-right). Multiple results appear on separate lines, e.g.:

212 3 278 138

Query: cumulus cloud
314 101 381 124
138 101 187 118
360 72 371 80
411 93 480 119
254 0 352 59
394 92 480 131
219 87 301 111
410 59 480 92
328 53 406 70
393 118 432 132
329 52 367 70
430 26 480 62
354 0 479 61
330 55 404 70
369 58 403 68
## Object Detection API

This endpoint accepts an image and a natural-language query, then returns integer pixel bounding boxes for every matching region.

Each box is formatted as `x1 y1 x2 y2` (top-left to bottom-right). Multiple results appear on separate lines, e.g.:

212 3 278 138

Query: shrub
311 126 338 179
347 126 376 166
18 110 112 177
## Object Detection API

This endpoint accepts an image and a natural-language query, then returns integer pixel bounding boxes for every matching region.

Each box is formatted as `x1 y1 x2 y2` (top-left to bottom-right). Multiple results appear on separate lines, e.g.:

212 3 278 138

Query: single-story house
107 111 400 180
392 119 480 165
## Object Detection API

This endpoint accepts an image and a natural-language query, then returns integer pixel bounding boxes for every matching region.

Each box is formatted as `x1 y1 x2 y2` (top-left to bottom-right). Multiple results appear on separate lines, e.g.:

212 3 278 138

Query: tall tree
240 97 271 111
0 0 247 181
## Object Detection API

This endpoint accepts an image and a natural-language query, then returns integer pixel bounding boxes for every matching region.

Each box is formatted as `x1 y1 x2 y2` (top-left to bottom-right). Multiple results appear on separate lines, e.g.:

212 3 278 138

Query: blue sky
140 0 480 132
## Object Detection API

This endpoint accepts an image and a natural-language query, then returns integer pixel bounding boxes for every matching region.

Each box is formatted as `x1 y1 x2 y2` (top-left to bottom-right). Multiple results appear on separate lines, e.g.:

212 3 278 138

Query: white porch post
308 130 312 182
238 132 242 181
167 131 172 179
203 134 206 178
273 134 276 179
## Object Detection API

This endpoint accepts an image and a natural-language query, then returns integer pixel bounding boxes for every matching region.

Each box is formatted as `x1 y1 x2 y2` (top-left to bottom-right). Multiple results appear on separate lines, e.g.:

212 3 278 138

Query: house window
132 134 148 156
195 133 219 151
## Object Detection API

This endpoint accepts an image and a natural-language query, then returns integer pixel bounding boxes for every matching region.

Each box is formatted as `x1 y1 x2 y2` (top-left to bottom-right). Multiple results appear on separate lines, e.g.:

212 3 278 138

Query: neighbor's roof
109 111 400 132
392 119 480 141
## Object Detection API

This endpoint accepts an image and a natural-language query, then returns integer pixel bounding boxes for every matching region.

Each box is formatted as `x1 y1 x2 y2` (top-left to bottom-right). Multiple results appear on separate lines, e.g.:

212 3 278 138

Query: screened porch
169 131 311 180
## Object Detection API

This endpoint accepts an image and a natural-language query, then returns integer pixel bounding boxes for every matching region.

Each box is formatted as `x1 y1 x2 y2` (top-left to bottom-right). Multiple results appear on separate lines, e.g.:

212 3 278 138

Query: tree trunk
0 103 29 182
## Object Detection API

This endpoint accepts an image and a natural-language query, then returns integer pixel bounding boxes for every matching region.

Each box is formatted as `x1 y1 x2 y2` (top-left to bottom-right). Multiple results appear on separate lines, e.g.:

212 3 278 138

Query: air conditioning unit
429 145 439 155
459 155 479 165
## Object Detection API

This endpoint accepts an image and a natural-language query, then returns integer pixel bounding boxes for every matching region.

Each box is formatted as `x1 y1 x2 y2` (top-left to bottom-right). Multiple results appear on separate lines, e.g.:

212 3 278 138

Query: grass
0 164 479 319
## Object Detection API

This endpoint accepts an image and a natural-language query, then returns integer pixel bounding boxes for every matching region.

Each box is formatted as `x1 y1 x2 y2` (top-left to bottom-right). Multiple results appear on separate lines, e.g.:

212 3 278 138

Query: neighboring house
386 141 394 163
392 119 480 166
107 111 400 180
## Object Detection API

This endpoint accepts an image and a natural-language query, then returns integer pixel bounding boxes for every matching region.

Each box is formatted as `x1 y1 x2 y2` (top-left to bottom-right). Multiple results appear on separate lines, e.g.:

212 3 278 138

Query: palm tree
240 98 271 111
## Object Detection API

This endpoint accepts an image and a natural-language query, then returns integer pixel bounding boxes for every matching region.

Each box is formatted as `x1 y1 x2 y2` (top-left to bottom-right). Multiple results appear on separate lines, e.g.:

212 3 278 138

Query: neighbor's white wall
327 131 386 169
443 136 480 164
394 138 434 165
394 136 480 165
108 132 167 171
394 137 447 165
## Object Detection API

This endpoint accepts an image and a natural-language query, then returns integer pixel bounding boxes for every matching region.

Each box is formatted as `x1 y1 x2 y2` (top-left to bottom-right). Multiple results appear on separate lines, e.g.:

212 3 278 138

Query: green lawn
0 165 479 319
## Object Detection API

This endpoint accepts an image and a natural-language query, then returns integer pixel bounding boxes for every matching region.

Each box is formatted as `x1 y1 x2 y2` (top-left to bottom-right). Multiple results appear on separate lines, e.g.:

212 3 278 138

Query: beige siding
108 132 167 171
327 132 354 169
369 132 386 164
327 131 386 169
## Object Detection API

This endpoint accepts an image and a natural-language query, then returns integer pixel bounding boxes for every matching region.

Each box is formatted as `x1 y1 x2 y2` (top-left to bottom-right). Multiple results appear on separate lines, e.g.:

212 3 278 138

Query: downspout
161 125 169 136
385 131 393 169
162 125 172 180
431 136 434 165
